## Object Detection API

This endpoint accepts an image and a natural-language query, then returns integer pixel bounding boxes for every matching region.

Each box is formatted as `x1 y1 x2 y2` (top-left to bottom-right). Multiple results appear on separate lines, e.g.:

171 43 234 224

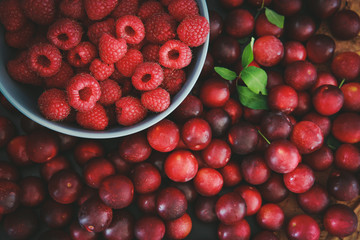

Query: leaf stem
258 130 271 145
339 78 346 88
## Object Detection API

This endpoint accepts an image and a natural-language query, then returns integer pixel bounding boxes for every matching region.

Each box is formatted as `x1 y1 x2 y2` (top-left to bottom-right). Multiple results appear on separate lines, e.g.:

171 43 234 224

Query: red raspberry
129 38 147 50
99 79 122 106
87 18 115 45
142 44 160 62
5 22 35 49
66 73 101 112
115 15 145 45
159 40 192 69
7 51 42 86
115 96 147 126
99 33 127 64
110 69 124 81
137 0 164 20
161 0 172 6
28 43 62 77
0 0 26 31
89 59 114 81
115 49 143 77
145 13 177 44
112 0 139 18
38 88 71 121
21 0 56 25
116 78 133 96
132 62 164 91
177 15 209 47
47 18 83 50
168 0 199 21
141 88 170 112
161 68 186 95
67 41 97 67
44 62 74 89
59 0 85 20
84 0 118 20
76 103 109 130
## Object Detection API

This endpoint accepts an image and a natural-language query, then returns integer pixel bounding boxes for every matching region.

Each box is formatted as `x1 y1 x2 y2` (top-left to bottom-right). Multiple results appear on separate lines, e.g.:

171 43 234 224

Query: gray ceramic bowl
0 1 209 139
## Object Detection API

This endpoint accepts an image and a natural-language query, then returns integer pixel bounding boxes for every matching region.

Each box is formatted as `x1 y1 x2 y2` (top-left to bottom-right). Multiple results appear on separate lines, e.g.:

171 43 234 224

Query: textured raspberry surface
89 59 114 81
28 43 62 77
159 40 192 69
84 0 118 20
87 18 115 45
76 103 109 130
21 0 56 25
67 41 97 67
160 0 172 6
132 62 164 91
38 88 71 121
99 79 122 106
0 0 26 31
141 87 170 112
177 15 209 47
5 22 35 49
116 96 147 126
59 0 85 20
115 15 145 45
99 33 127 64
168 0 199 21
161 68 186 95
110 69 124 81
112 0 139 18
137 0 164 20
142 44 160 62
145 13 177 44
44 62 74 89
66 73 101 112
116 78 133 96
47 18 83 50
115 49 143 77
7 51 42 86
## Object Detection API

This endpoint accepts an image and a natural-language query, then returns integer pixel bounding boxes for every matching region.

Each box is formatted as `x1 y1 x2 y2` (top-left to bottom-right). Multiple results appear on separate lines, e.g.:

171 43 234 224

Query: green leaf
237 86 269 110
265 7 285 28
240 66 268 95
326 135 341 150
214 67 237 81
241 37 255 68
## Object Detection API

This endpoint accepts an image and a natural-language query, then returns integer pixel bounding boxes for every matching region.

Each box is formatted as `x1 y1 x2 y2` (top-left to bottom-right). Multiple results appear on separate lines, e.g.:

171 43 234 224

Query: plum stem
258 130 271 145
339 78 345 88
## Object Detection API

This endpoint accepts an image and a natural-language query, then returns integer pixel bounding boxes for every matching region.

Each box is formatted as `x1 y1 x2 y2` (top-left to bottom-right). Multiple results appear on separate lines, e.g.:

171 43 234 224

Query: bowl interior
0 0 209 139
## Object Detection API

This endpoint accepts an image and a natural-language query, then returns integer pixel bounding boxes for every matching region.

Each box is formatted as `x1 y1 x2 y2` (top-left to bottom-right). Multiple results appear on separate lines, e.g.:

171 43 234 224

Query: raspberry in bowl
0 0 209 139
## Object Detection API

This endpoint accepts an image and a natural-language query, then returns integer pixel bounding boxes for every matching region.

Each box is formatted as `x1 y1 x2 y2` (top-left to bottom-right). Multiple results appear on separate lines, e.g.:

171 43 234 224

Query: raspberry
115 49 143 77
38 88 71 121
84 0 118 20
115 96 147 126
142 44 160 62
110 69 124 81
87 18 115 45
129 38 147 50
59 0 85 20
161 68 186 95
67 41 97 67
116 78 133 96
141 88 170 112
168 0 199 21
89 59 115 81
28 43 62 77
21 0 56 25
99 33 127 64
132 62 164 91
112 0 139 18
66 73 101 112
76 103 109 130
44 62 74 89
137 1 164 20
0 0 26 32
99 79 122 106
47 18 83 50
5 22 35 49
177 15 209 47
160 0 172 6
159 40 192 69
145 13 177 44
115 15 145 45
7 51 42 86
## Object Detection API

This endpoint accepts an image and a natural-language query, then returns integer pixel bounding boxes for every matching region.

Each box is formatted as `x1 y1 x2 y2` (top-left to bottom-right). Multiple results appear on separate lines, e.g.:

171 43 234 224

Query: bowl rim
0 0 210 139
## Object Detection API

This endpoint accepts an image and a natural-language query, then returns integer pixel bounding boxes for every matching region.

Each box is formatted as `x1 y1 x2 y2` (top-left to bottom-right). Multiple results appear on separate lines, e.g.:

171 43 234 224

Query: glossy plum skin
272 0 302 16
195 196 218 223
307 0 341 19
341 82 360 111
303 145 334 171
209 10 223 41
181 118 212 151
240 154 271 185
323 204 358 238
306 34 335 64
200 78 230 108
335 143 360 172
103 210 134 240
225 9 254 39
83 158 115 189
297 184 330 214
283 41 307 65
268 85 298 114
26 129 59 163
287 214 320 240
331 51 360 81
131 163 161 194
255 12 283 37
256 203 284 231
259 173 289 203
194 168 223 197
285 61 317 91
253 35 284 67
215 192 246 225
156 187 187 220
3 208 38 240
201 139 231 169
312 85 344 116
165 213 192 239
147 119 179 152
48 170 83 204
285 15 316 42
205 108 231 137
332 113 360 143
290 121 324 154
0 117 15 148
134 216 165 240
165 150 198 182
218 219 251 240
118 133 152 163
41 199 73 228
211 35 241 66
329 10 360 40
283 164 315 194
235 185 262 216
99 175 134 209
227 121 259 155
327 170 359 201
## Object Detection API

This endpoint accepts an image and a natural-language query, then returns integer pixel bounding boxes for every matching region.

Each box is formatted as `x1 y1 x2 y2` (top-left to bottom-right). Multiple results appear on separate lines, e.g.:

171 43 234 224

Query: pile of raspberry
0 0 209 130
